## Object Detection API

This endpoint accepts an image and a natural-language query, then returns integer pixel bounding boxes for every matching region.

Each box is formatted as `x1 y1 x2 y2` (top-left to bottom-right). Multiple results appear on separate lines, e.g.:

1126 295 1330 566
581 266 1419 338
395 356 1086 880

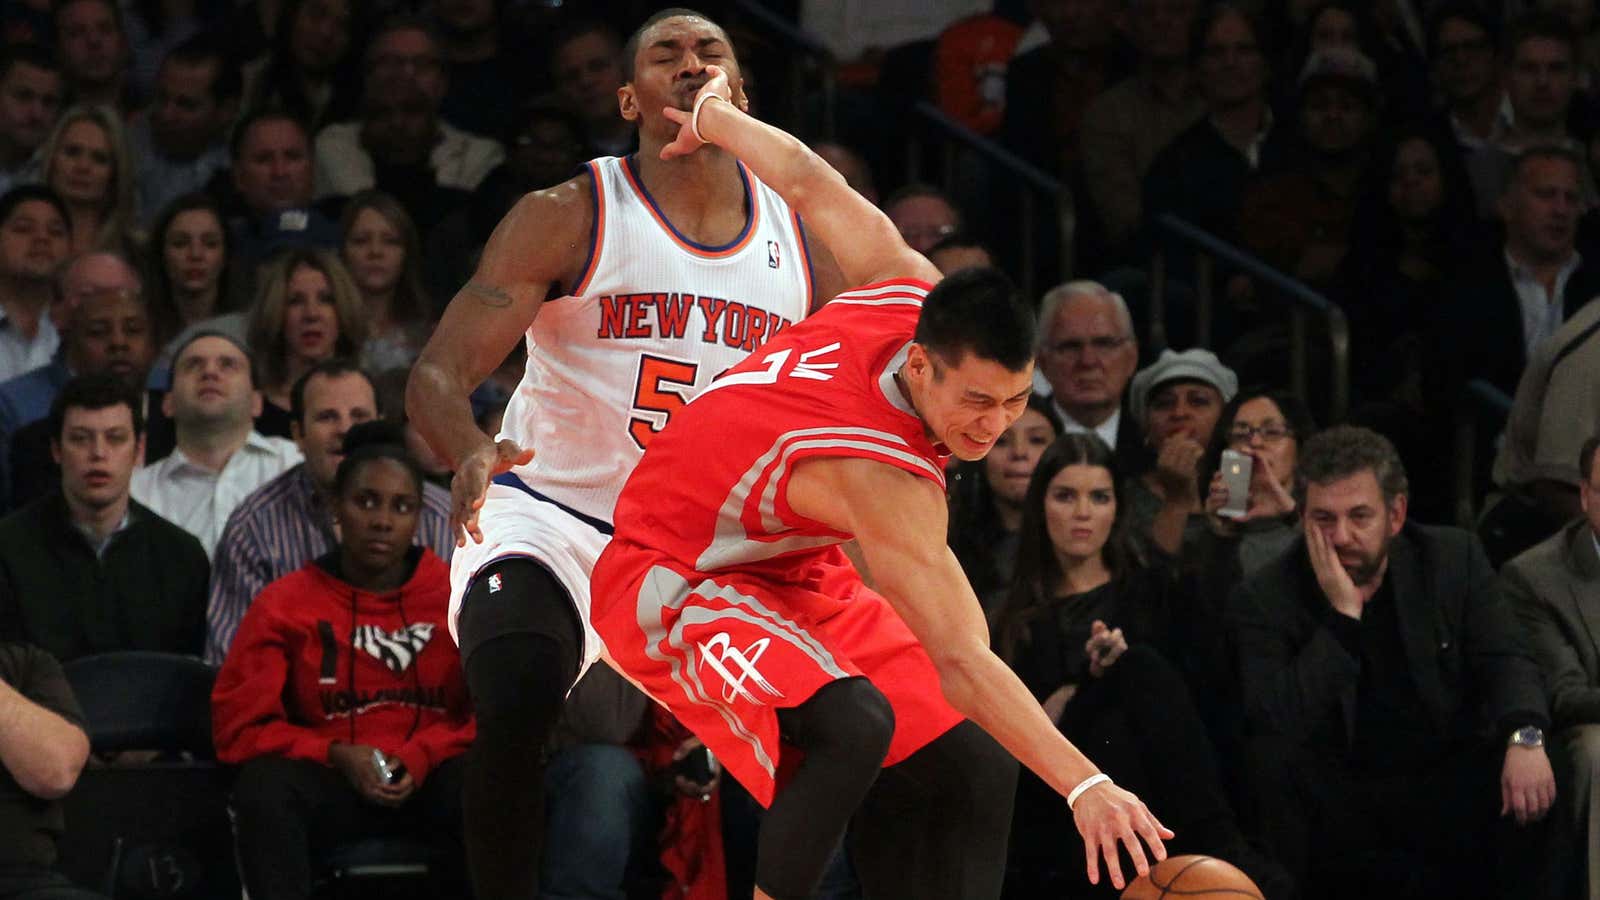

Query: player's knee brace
458 558 584 735
778 676 895 772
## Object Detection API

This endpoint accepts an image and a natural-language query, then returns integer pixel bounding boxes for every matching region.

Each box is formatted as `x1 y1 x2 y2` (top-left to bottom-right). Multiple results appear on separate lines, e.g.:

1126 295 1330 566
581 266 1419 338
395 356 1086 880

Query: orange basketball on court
1120 855 1264 899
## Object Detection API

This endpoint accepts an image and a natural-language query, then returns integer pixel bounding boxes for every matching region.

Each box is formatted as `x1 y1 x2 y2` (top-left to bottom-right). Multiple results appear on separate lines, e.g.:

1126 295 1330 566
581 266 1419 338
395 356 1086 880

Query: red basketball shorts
591 541 964 806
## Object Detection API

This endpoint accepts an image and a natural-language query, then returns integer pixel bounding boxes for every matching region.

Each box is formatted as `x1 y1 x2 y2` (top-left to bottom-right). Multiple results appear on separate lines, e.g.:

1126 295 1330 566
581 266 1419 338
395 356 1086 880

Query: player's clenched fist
1072 781 1173 891
451 439 534 546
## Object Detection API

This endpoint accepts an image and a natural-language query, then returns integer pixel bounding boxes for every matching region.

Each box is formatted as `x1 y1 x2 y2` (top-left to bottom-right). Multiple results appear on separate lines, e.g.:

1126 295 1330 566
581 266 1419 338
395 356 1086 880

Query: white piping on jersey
635 564 853 778
876 341 918 418
696 426 944 572
831 282 930 307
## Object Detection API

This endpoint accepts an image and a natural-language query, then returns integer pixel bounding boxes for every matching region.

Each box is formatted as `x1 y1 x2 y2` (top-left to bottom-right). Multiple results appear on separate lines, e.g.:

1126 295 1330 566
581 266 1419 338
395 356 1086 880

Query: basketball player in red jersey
591 65 1172 900
406 9 845 899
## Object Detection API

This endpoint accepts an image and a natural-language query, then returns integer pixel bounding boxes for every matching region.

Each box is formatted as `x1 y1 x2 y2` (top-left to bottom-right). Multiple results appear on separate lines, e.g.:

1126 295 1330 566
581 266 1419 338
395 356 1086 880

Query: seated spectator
551 21 631 158
1143 3 1287 250
0 251 154 508
339 191 431 373
926 231 996 275
246 248 366 436
0 641 98 900
992 433 1289 898
811 141 878 205
52 0 132 113
1195 389 1316 582
38 105 137 257
1437 145 1600 400
1428 5 1507 156
224 111 341 282
131 332 301 556
1000 0 1125 176
0 45 64 197
0 375 207 661
883 183 962 254
1237 47 1380 287
1336 126 1481 406
1503 436 1600 900
1125 348 1237 556
432 0 533 138
1227 425 1555 900
0 187 71 384
948 393 1061 606
206 360 453 664
128 36 239 226
117 0 219 107
212 422 472 900
238 0 357 131
1486 291 1600 563
144 193 243 372
1034 281 1144 469
1466 12 1592 216
314 18 503 203
1078 0 1204 255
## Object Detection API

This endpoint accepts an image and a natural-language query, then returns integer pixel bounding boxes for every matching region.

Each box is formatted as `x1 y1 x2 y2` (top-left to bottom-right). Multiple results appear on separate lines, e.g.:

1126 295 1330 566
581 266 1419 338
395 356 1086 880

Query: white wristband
691 92 729 144
1067 773 1112 810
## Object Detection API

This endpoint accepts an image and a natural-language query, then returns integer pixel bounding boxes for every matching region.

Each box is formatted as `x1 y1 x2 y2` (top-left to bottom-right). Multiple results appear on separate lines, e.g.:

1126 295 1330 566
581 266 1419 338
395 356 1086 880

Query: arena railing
1454 379 1513 528
903 101 1074 301
1148 213 1350 423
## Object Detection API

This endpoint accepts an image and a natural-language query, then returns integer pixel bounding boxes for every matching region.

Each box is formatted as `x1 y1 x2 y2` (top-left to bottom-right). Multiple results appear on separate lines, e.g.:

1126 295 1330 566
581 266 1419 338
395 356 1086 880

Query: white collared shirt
1505 248 1583 357
130 432 303 558
1055 403 1122 449
0 308 58 384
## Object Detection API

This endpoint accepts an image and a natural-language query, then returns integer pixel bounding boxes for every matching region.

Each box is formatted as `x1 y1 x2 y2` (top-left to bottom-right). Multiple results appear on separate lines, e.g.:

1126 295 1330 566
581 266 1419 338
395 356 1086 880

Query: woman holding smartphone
212 422 473 900
993 433 1289 899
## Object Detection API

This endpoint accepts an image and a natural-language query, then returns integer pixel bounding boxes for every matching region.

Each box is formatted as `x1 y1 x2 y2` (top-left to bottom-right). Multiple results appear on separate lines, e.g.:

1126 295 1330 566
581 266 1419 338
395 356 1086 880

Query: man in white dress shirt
131 331 300 557
0 187 70 384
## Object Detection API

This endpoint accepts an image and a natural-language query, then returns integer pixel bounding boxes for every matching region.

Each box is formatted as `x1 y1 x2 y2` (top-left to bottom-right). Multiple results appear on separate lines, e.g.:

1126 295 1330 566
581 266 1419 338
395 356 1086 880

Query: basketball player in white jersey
406 8 845 898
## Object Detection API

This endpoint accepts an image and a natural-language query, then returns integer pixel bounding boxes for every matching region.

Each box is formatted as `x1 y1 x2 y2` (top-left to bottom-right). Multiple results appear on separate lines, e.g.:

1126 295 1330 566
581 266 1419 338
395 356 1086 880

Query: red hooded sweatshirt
212 548 473 785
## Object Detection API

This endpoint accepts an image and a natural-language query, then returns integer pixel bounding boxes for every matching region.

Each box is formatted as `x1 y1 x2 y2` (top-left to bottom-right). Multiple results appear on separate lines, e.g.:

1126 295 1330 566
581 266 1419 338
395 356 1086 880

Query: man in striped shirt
204 359 453 664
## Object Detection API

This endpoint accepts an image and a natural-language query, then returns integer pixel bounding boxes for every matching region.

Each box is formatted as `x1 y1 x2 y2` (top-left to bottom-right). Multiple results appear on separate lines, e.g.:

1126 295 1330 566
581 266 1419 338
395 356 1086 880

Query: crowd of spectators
2 0 1600 899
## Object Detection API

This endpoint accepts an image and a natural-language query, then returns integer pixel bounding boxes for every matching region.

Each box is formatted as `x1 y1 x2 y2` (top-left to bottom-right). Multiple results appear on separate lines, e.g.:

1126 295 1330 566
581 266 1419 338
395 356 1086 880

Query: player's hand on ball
452 439 534 546
661 64 732 160
1072 781 1173 891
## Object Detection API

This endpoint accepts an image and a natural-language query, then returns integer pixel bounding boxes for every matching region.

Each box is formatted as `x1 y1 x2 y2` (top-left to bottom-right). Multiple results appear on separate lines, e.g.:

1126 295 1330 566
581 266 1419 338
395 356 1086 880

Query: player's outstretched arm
786 456 1174 892
406 182 589 544
664 65 939 291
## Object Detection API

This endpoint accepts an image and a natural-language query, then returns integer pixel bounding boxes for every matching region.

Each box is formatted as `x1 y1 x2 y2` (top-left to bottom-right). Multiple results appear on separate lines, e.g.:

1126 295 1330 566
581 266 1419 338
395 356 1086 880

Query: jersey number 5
629 355 699 450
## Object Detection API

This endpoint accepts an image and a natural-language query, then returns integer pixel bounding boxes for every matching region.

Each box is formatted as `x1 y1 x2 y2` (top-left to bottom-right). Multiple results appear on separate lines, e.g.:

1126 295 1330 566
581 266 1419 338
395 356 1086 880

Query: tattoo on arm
463 282 514 308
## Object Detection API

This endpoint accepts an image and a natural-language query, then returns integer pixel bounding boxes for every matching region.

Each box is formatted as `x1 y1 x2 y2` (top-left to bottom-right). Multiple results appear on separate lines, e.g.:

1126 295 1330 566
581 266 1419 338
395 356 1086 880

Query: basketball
1120 855 1265 899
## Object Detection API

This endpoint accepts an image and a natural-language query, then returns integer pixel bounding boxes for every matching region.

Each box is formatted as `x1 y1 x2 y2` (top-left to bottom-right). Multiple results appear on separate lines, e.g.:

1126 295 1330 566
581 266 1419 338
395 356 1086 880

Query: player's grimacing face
917 348 1035 462
620 17 746 136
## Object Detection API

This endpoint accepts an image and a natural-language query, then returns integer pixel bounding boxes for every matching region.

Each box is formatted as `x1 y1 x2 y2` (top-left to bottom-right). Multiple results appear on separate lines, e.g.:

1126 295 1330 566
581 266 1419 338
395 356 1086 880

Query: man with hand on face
1228 425 1556 899
0 374 207 661
206 359 453 664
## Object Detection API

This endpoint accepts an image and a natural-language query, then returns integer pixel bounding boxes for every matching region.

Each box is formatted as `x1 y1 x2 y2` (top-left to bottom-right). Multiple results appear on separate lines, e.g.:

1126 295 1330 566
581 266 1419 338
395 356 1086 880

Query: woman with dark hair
339 190 432 373
246 248 368 436
1336 125 1481 403
212 421 472 900
993 433 1288 899
146 193 238 367
1199 388 1317 569
948 393 1061 608
239 0 358 129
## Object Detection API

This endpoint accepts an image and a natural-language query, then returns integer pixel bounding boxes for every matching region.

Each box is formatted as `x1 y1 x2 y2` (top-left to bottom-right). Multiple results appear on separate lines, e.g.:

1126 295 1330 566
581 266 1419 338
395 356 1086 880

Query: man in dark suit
1034 280 1147 474
1503 435 1600 900
1227 425 1555 900
1438 145 1600 399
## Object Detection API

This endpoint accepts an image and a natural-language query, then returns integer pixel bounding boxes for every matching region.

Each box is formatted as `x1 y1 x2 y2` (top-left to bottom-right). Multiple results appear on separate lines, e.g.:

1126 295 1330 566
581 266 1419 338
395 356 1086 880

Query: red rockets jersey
604 278 946 585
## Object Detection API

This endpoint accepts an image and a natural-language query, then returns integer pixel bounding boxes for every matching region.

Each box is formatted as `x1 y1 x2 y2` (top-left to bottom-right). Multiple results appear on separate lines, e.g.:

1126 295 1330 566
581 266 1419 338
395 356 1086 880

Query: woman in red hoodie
212 421 474 900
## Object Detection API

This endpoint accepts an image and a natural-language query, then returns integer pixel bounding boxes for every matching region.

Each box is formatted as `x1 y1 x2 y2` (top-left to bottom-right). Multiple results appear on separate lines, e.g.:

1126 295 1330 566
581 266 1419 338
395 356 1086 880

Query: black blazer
1437 251 1600 398
1226 522 1548 750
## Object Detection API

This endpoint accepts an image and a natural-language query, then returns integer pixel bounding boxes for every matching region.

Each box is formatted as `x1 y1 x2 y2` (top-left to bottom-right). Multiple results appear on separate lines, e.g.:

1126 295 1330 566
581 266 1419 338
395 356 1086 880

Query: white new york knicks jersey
498 155 816 522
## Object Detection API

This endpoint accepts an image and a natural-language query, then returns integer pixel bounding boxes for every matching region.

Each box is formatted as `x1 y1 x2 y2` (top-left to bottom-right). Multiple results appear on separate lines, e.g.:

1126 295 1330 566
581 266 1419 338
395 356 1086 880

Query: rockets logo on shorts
698 632 784 704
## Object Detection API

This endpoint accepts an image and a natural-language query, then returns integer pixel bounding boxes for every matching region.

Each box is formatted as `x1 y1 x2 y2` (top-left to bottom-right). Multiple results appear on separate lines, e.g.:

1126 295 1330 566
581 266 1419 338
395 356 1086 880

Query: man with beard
0 374 207 661
130 332 301 557
1227 425 1556 899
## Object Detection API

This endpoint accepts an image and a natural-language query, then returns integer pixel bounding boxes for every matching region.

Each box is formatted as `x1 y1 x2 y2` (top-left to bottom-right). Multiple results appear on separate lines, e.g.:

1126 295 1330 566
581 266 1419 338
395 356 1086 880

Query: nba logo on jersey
767 240 781 269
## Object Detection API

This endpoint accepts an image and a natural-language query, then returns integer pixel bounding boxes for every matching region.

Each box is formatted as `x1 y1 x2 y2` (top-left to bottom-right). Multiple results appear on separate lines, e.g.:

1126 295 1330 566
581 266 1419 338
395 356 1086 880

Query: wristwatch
1509 725 1545 748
